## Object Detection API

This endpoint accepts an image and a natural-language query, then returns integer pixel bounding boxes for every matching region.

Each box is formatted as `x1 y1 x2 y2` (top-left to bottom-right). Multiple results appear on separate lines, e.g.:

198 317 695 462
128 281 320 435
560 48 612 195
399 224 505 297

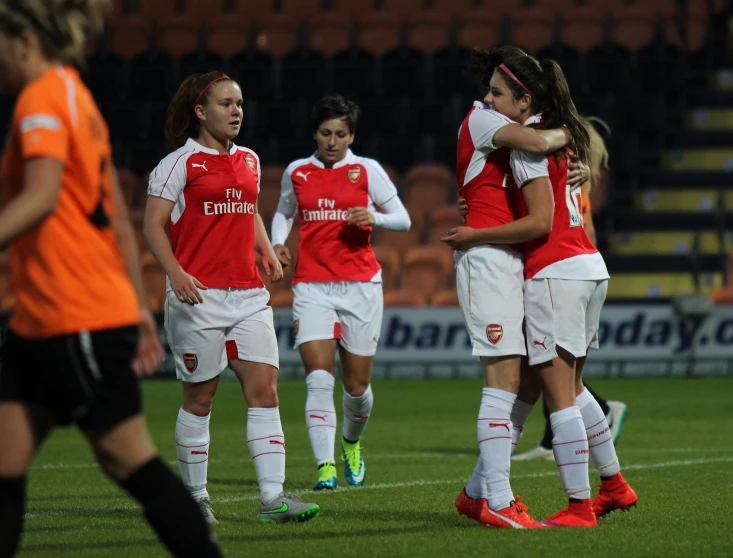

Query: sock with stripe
247 407 285 504
510 400 534 454
577 388 620 477
342 385 373 442
550 406 591 500
0 476 26 558
465 457 487 500
477 387 516 511
175 408 210 500
305 369 337 466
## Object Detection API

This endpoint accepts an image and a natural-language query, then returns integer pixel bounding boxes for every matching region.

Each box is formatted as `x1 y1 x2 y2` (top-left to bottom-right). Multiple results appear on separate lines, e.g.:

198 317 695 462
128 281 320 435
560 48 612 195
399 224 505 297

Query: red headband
193 76 228 107
499 63 530 94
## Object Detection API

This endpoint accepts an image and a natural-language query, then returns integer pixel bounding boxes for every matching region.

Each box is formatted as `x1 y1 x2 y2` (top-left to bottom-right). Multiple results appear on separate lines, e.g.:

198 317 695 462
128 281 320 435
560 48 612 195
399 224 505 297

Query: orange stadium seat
141 252 167 312
373 245 402 290
430 0 482 19
584 0 628 17
261 165 286 189
426 207 464 245
255 14 300 59
205 24 250 59
383 290 428 308
309 12 353 57
357 12 401 57
404 163 454 211
269 291 295 308
381 163 400 187
456 11 502 50
431 288 459 307
380 0 424 19
510 7 555 54
158 24 201 60
257 185 282 224
195 0 275 25
107 20 151 60
407 12 451 57
611 5 655 52
332 0 377 20
405 163 454 191
373 207 425 252
282 0 324 21
664 4 708 53
560 5 606 53
402 246 453 295
534 0 578 15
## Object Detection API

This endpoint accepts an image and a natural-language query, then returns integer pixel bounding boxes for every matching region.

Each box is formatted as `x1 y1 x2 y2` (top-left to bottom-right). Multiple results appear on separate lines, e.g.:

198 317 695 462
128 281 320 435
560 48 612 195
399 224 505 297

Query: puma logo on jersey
192 161 208 171
295 171 311 182
533 337 547 350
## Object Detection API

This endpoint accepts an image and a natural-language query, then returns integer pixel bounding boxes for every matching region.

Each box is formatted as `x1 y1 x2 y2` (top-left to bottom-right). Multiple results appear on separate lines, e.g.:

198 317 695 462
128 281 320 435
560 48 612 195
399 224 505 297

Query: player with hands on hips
271 95 411 491
144 71 319 524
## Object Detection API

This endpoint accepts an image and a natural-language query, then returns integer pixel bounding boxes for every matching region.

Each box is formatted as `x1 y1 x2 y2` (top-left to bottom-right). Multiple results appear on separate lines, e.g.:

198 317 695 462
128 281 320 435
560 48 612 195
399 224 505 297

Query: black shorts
0 325 142 433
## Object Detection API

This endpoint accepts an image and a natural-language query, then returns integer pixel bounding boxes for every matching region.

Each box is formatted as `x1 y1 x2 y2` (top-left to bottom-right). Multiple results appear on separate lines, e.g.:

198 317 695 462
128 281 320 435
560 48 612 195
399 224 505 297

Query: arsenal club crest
183 353 198 373
348 166 361 183
486 324 503 345
244 153 257 173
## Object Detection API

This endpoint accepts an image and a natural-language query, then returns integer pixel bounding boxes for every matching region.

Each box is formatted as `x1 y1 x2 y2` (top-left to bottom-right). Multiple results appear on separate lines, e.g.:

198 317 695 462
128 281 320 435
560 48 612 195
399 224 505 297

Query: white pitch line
24 456 733 519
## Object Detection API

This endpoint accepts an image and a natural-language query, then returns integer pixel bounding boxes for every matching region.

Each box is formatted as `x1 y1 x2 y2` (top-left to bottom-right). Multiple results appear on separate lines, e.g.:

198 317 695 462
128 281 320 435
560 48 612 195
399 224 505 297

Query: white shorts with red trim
524 278 608 366
292 281 383 357
164 287 279 383
454 245 526 358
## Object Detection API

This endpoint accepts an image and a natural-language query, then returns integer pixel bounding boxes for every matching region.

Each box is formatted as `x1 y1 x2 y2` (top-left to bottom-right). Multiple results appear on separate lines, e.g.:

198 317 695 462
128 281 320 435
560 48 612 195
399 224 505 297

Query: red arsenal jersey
148 138 264 289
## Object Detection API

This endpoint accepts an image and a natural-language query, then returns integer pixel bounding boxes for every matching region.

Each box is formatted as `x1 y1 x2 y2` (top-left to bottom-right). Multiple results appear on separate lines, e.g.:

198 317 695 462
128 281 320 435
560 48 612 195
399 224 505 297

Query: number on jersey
565 185 583 227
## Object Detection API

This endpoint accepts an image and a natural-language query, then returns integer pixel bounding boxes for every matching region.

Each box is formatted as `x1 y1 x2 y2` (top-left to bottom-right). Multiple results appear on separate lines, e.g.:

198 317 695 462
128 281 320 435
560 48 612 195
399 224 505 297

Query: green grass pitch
18 377 733 557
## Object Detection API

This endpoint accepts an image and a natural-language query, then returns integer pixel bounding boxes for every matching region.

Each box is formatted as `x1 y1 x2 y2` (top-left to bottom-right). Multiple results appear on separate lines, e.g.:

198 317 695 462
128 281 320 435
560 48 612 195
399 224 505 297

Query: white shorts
164 287 279 383
455 246 526 358
292 281 383 357
524 278 608 366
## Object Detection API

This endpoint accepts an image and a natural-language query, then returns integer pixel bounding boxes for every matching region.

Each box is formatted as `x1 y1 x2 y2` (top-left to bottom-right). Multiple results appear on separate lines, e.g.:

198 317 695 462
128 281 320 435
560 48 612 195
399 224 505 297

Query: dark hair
165 71 233 150
309 94 360 136
0 0 109 64
467 46 591 165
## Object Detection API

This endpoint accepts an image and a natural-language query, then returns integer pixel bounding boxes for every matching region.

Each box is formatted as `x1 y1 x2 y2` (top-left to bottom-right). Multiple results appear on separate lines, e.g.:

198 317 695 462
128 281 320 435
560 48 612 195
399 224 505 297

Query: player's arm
0 158 62 248
254 201 283 283
271 168 297 267
493 125 570 156
349 159 411 230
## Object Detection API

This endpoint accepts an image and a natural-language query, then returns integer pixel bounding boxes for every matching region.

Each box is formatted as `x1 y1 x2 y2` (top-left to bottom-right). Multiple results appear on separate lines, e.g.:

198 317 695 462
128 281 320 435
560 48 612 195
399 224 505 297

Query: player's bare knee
182 392 214 417
342 379 368 397
248 385 279 408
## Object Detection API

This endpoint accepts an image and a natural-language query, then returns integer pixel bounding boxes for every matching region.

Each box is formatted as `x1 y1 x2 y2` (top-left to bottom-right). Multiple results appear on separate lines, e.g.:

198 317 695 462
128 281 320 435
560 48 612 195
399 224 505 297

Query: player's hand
170 268 207 305
458 197 468 223
441 226 478 251
568 157 590 190
261 250 284 283
273 244 291 268
347 207 376 227
133 308 166 378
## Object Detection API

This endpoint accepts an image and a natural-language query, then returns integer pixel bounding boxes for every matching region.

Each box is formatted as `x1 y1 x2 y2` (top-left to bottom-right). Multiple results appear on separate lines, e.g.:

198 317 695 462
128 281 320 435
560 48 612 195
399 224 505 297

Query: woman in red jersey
0 2 222 556
144 72 319 524
271 95 411 491
444 48 636 528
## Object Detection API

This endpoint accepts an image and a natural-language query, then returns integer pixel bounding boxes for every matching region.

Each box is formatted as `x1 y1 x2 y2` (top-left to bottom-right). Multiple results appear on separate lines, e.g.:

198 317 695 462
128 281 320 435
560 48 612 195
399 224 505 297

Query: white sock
510 400 534 454
465 457 487 500
342 385 373 442
550 406 591 500
175 408 210 500
477 388 515 511
247 407 285 504
577 388 621 477
305 369 337 466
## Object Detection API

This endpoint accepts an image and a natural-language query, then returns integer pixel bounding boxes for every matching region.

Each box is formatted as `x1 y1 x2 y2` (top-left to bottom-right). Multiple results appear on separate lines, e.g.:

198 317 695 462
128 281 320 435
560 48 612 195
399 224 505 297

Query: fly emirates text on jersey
203 188 255 216
300 198 350 222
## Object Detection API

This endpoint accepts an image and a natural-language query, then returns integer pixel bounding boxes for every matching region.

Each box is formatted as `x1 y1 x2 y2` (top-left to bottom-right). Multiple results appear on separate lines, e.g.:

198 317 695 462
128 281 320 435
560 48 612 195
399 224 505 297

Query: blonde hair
0 0 109 64
580 116 610 192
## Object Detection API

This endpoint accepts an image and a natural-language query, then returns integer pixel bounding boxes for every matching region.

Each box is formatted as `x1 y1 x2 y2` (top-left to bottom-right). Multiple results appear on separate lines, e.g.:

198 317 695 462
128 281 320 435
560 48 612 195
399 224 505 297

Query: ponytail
164 71 232 150
538 59 590 165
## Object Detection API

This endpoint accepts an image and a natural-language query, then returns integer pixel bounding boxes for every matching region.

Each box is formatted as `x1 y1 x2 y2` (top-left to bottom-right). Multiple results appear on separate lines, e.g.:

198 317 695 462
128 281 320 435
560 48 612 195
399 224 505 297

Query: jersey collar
185 137 238 155
524 113 543 126
309 149 356 169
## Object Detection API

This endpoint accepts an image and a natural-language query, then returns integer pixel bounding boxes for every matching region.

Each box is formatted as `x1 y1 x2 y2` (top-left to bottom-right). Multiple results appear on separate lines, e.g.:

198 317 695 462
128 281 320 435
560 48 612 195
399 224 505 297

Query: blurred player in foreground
0 1 221 555
271 95 410 490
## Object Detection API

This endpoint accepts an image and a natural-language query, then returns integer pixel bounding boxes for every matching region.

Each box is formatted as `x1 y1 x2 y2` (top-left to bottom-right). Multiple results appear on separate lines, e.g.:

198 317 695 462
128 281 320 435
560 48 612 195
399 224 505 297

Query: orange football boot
592 472 638 518
455 488 488 524
543 499 598 528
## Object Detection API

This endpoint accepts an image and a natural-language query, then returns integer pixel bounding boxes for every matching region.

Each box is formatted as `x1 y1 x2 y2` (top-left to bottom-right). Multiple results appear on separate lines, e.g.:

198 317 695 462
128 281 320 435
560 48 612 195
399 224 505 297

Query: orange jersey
581 186 592 226
0 66 139 338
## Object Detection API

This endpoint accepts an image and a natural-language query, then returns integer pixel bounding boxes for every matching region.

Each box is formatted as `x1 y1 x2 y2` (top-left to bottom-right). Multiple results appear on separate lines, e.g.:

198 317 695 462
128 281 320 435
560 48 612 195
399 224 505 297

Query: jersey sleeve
147 151 190 202
14 87 69 162
276 166 298 216
363 159 398 207
510 150 549 188
468 109 514 153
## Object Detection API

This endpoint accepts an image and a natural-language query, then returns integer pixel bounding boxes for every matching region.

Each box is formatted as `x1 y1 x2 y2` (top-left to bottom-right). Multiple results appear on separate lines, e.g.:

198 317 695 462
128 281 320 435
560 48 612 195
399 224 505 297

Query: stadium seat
406 11 450 57
455 10 502 51
534 0 579 15
204 25 250 60
383 290 428 307
431 0 482 19
373 245 402 290
609 232 696 255
509 7 555 55
725 191 733 212
661 149 733 172
404 163 454 211
281 0 324 21
664 5 708 53
431 288 459 307
698 231 733 255
308 12 353 58
606 272 723 298
107 20 151 60
560 5 606 54
373 207 425 252
426 207 464 245
357 12 401 58
634 190 720 213
610 5 655 52
257 185 282 224
255 14 300 60
141 252 167 312
332 0 377 20
261 165 286 189
402 246 454 295
269 291 295 307
381 163 400 187
158 24 201 60
584 0 629 17
380 0 424 19
116 168 140 210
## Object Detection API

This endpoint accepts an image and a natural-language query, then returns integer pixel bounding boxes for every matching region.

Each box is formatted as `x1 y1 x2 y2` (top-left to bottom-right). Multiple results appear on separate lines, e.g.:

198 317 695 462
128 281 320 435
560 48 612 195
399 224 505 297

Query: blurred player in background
441 46 586 529
0 2 222 556
144 71 319 524
445 48 637 527
271 95 410 491
512 117 628 462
